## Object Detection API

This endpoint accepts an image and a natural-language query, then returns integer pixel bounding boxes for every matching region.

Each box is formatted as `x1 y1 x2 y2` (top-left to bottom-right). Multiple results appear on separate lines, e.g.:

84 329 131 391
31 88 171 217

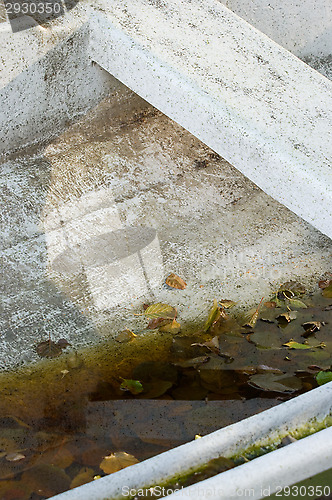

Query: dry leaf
318 279 332 289
165 273 187 290
277 311 297 323
192 336 220 355
144 303 177 320
242 298 264 328
173 356 210 368
283 341 325 350
264 301 276 308
99 452 139 474
204 300 224 331
36 340 63 358
159 318 181 333
219 299 236 309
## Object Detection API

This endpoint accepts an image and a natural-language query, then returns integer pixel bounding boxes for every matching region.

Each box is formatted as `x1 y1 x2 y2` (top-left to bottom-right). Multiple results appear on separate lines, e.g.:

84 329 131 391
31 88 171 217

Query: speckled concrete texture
89 0 332 238
1 91 331 369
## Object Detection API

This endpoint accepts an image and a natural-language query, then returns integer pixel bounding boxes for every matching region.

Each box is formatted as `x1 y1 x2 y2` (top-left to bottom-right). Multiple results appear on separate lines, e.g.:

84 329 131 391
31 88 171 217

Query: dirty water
0 281 331 498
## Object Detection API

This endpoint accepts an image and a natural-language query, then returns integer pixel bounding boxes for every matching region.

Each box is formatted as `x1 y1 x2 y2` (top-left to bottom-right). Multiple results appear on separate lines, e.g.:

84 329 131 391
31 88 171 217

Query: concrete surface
1 0 332 369
89 0 332 239
1 89 331 369
220 0 332 59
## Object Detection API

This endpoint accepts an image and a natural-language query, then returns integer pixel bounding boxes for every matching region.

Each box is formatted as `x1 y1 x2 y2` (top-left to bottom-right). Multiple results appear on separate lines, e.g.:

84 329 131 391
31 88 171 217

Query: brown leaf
242 297 264 328
318 279 332 289
99 452 139 474
192 336 220 355
36 340 63 358
264 301 276 308
165 273 187 290
301 321 322 338
147 317 171 329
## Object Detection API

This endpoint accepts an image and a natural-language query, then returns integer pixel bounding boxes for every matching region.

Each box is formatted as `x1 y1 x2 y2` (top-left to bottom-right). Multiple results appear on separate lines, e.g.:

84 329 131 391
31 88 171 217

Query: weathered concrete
221 0 332 59
89 0 332 239
1 91 331 369
1 0 332 370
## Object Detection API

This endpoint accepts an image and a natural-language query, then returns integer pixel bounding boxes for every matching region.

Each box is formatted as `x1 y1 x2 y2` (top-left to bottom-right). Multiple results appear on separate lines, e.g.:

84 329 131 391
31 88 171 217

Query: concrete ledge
89 0 332 239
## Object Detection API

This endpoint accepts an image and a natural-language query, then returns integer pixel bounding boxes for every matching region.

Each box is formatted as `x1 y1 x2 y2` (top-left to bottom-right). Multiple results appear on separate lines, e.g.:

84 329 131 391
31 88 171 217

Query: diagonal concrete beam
89 0 332 239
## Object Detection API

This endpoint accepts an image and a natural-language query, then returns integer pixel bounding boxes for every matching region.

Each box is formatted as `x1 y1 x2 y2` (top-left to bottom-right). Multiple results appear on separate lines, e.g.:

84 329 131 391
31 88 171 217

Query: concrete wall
221 0 332 58
0 7 119 157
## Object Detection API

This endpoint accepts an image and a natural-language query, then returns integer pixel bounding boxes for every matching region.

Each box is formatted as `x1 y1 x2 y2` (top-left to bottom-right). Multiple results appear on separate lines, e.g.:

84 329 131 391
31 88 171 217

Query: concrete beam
89 0 332 239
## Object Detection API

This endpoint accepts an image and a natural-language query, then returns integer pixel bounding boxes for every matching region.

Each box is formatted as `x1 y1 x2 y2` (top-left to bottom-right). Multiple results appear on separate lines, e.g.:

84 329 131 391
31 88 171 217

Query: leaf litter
0 277 331 498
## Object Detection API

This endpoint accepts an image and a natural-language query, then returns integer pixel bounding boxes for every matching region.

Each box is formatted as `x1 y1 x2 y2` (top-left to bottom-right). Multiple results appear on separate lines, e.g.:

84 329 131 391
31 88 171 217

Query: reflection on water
44 187 164 310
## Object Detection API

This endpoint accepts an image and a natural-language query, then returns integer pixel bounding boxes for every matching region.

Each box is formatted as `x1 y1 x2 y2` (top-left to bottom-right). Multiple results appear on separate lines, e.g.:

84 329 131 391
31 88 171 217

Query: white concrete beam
89 0 332 239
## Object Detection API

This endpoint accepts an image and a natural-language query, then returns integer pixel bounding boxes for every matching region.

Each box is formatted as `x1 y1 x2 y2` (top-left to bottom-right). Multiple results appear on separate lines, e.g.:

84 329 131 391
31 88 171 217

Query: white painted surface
50 382 332 500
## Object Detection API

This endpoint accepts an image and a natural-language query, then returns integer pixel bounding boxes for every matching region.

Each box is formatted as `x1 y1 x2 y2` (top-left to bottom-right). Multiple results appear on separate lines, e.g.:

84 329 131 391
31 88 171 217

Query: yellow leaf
159 318 181 333
99 452 139 474
70 468 95 489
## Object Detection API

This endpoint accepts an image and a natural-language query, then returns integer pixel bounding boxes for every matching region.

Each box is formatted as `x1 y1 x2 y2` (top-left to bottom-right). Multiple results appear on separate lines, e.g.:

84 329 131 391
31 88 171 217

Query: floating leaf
70 468 95 489
249 374 302 393
192 336 220 355
5 452 25 462
204 300 222 332
159 318 181 333
301 321 322 338
36 340 63 358
165 273 187 290
99 452 139 474
287 298 307 309
120 379 143 395
219 300 236 309
139 380 173 398
302 321 322 331
316 371 332 386
115 329 136 342
283 341 324 350
144 303 177 320
173 356 210 368
322 282 332 298
242 298 264 328
278 281 305 296
277 310 297 324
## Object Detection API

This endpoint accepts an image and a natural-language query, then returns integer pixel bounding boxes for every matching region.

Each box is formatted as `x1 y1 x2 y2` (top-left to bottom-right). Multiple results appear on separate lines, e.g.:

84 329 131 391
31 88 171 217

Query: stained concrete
1 85 331 369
